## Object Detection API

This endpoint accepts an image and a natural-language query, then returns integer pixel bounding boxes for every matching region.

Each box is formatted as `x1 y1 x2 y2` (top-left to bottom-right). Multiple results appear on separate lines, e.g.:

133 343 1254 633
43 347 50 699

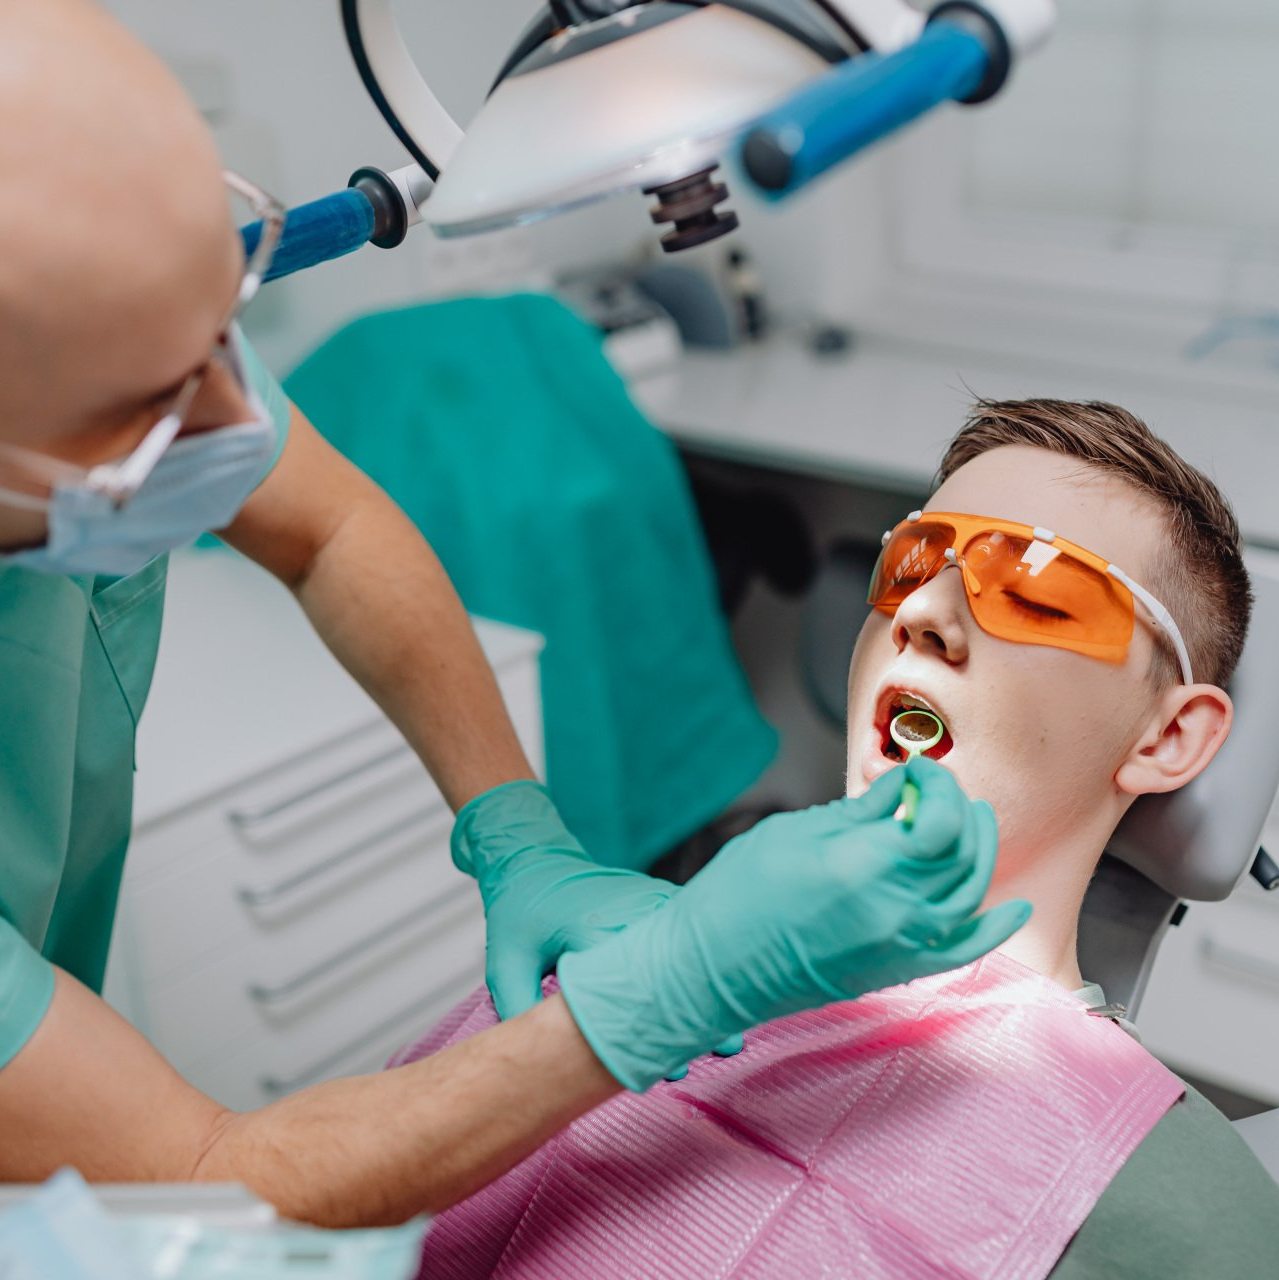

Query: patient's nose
892 565 970 665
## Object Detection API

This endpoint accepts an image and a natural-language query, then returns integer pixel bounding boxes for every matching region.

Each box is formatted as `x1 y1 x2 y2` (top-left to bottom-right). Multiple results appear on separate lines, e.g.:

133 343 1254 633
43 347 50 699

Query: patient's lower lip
862 742 896 784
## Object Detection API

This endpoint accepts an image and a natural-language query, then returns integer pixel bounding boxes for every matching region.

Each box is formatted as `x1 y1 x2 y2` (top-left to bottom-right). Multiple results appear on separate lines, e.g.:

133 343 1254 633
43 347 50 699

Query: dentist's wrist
558 945 664 1092
450 779 586 878
558 914 719 1093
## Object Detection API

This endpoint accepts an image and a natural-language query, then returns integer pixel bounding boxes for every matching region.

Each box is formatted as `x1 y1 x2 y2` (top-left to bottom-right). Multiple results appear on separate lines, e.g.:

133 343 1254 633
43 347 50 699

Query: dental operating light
246 0 1054 279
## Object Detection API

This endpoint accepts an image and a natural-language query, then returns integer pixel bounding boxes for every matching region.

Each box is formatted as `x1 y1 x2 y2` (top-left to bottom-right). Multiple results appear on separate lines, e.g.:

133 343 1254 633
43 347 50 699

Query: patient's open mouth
878 692 954 762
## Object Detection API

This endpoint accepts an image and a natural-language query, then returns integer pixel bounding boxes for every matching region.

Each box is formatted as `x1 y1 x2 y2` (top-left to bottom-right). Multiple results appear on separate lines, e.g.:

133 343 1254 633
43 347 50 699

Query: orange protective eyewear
868 511 1194 683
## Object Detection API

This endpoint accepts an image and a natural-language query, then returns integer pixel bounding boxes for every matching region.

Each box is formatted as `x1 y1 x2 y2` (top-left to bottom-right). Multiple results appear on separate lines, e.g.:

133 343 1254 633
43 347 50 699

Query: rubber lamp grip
741 21 989 199
241 188 376 285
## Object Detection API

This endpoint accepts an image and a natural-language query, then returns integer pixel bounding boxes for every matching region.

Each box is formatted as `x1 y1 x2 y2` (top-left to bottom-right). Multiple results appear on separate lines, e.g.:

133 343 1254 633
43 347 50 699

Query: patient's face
845 445 1170 871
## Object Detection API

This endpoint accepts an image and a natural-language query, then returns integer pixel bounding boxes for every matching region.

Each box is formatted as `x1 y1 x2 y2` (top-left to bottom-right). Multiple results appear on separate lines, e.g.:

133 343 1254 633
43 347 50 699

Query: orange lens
867 521 956 612
961 530 1134 661
867 517 1137 665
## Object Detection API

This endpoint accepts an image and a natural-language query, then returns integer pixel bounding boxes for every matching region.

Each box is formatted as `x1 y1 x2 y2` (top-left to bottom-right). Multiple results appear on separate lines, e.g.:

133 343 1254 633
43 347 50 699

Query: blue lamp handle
241 187 376 284
741 18 994 199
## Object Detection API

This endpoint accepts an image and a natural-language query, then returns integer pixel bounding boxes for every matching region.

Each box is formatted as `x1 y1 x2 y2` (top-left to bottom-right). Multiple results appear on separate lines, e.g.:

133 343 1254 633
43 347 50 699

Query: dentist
0 0 1026 1227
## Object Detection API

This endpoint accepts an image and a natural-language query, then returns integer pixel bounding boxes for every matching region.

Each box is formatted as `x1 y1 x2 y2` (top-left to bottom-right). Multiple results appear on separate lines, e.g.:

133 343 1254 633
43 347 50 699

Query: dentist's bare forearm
0 970 619 1228
294 493 534 808
224 407 535 809
195 991 620 1226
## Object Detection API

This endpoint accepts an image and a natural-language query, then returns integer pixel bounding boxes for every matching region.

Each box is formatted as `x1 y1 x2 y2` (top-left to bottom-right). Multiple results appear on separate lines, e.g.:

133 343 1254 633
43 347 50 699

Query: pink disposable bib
390 952 1182 1280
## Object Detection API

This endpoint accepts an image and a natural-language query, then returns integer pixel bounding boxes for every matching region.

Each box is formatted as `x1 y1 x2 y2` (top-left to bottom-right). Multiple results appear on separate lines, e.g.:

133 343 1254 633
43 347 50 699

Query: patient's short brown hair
938 398 1251 688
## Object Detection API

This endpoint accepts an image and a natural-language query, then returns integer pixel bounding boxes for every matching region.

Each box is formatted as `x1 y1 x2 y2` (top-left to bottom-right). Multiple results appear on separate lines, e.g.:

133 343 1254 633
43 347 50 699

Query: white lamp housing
424 6 829 238
340 0 1052 253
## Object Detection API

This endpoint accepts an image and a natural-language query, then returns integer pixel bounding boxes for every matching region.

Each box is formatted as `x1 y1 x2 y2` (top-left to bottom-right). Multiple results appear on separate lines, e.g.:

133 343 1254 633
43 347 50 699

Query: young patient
394 400 1279 1278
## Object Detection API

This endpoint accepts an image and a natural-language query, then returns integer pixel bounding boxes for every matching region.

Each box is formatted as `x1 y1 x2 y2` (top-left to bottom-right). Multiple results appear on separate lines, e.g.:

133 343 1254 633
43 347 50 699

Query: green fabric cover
284 294 776 870
1053 1081 1279 1277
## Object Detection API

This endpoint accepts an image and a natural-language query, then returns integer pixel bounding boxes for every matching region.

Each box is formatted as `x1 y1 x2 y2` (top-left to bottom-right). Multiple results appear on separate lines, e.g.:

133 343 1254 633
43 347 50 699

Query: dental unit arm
242 0 1055 279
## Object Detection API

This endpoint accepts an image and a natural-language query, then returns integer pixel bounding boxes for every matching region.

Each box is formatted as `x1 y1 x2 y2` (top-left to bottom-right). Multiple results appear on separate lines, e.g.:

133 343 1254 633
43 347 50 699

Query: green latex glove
558 757 1032 1091
451 780 743 1065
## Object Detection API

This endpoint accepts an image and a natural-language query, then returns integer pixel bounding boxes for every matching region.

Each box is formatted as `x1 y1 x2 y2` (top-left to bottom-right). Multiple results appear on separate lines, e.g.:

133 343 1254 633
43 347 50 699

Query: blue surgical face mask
3 326 277 578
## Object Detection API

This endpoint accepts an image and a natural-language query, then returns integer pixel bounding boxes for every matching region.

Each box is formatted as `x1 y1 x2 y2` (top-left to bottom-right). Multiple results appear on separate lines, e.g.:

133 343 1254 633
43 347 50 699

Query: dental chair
1088 553 1279 1177
801 544 1279 1179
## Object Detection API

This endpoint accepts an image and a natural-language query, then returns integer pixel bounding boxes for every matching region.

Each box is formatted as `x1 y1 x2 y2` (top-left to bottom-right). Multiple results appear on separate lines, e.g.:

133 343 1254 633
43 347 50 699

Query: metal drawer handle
237 802 450 910
1200 937 1279 990
227 742 415 832
259 964 483 1097
247 882 475 1008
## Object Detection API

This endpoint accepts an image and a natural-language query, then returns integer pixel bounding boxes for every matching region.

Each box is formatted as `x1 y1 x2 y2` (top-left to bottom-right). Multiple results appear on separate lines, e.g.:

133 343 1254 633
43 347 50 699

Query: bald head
0 0 242 449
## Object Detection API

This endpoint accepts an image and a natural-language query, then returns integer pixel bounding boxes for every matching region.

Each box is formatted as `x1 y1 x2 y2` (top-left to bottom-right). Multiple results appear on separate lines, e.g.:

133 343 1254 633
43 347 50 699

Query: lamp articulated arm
242 0 1054 279
339 0 463 180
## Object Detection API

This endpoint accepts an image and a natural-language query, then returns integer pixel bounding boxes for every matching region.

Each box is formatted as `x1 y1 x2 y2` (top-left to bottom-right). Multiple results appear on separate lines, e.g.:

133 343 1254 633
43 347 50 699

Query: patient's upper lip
874 683 949 735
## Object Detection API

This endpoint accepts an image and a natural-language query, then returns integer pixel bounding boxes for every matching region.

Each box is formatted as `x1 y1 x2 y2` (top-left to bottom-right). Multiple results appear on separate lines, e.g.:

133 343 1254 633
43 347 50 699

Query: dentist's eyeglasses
0 170 286 514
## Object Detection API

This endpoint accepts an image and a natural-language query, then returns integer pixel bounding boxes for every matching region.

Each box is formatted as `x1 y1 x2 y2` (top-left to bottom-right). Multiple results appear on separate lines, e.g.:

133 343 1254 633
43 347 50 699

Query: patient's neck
985 833 1105 995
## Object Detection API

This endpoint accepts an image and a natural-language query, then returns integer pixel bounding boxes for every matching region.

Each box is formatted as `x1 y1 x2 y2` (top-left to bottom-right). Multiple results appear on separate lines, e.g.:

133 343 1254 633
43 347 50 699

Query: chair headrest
1108 549 1279 902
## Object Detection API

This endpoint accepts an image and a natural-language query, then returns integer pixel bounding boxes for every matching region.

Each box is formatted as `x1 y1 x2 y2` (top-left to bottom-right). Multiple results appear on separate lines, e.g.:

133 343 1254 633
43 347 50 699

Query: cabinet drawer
221 723 428 851
130 646 543 879
125 777 455 983
192 966 483 1112
182 903 487 1110
128 717 428 877
144 849 481 1074
1140 897 1279 1104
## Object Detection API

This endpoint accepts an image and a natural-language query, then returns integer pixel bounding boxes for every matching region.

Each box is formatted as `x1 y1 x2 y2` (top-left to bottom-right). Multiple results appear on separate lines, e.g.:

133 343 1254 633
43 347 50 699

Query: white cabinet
105 549 543 1112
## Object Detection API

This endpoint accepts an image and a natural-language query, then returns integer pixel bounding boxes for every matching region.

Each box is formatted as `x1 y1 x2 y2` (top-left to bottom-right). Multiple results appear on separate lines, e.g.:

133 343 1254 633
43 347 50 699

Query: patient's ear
1116 684 1233 797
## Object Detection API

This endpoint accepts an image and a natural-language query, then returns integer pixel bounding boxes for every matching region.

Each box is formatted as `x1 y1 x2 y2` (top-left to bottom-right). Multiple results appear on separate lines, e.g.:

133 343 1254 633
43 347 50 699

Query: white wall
966 0 1279 234
104 1 889 375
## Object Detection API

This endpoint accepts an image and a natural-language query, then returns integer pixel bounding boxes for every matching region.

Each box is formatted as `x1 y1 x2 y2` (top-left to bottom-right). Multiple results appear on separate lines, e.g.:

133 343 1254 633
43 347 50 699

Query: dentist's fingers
926 899 1033 968
662 1033 743 1083
487 949 547 1022
735 774 916 877
906 795 999 910
794 768 912 844
933 799 1000 919
847 765 912 822
899 757 967 859
894 792 992 909
901 793 988 906
897 799 1002 942
662 1033 744 1082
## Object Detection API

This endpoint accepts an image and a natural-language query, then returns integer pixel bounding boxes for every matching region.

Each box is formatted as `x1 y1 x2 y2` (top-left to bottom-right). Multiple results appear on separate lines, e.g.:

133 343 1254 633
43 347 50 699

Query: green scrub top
0 339 290 1070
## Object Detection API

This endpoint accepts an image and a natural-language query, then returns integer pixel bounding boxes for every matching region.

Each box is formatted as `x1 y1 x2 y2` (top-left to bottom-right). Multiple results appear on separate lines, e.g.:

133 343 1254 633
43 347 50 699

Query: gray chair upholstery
1234 1110 1279 1177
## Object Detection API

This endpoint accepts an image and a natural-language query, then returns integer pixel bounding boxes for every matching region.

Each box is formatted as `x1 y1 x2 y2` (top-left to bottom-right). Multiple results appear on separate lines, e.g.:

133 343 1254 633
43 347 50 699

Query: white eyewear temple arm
1108 564 1195 687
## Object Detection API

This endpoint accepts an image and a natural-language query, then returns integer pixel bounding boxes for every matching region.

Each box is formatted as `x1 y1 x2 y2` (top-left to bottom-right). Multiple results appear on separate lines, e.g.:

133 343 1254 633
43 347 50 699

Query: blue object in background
742 19 990 197
241 188 376 284
0 1169 427 1278
285 294 777 870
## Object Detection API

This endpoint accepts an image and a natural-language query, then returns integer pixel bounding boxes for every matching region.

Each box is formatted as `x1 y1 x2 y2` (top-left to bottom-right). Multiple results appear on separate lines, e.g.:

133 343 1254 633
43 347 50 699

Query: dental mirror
891 709 944 826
